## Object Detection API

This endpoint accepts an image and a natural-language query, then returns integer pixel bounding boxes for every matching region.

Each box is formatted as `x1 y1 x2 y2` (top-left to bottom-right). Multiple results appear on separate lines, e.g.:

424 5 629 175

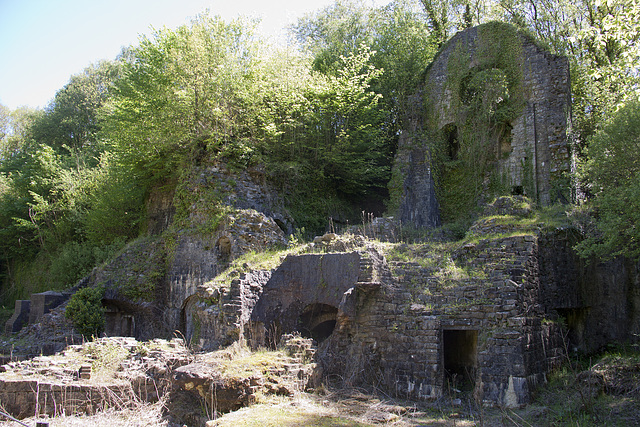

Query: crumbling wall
188 249 379 350
393 23 571 227
321 233 563 407
189 219 565 407
538 230 640 353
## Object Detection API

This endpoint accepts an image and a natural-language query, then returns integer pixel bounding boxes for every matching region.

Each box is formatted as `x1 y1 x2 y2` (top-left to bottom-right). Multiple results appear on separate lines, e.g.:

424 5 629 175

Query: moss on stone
428 22 529 224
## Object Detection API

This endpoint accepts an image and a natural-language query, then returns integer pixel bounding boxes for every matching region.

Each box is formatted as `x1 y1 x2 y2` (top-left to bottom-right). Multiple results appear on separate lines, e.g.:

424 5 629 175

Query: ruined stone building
392 22 572 228
5 23 638 409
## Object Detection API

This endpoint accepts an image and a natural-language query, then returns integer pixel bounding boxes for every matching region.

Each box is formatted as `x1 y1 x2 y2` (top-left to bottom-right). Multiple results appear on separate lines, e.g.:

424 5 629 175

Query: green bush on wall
65 287 105 338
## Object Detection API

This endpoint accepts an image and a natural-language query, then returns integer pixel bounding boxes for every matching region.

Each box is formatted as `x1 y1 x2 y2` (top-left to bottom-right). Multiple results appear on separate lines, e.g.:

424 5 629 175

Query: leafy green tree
0 106 42 161
310 46 388 199
293 0 375 74
81 152 146 244
0 105 8 144
30 61 121 169
576 98 640 259
103 13 261 183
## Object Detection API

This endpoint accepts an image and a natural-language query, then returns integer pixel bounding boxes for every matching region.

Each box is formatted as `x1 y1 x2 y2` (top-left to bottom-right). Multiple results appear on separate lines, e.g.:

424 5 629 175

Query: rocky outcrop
168 335 317 426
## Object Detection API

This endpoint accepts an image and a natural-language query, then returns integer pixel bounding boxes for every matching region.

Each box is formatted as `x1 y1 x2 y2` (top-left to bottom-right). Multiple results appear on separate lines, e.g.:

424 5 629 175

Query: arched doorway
298 303 338 343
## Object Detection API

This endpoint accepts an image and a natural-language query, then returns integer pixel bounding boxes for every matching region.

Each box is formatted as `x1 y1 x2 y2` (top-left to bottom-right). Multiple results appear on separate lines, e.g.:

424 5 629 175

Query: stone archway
216 236 232 263
298 303 338 343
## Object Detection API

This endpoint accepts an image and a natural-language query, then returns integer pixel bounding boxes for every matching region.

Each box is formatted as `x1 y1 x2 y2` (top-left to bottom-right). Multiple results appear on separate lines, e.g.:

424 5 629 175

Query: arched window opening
298 303 338 343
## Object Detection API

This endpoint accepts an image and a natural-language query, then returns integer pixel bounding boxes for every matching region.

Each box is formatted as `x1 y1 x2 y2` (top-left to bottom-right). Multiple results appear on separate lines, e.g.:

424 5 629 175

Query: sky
0 0 389 110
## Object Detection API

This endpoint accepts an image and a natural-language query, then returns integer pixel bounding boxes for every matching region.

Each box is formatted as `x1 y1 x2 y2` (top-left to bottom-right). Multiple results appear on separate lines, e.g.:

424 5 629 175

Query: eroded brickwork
189 222 568 407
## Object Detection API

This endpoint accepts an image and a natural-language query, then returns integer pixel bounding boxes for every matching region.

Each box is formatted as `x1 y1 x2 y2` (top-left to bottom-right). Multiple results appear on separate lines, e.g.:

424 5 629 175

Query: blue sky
0 0 388 110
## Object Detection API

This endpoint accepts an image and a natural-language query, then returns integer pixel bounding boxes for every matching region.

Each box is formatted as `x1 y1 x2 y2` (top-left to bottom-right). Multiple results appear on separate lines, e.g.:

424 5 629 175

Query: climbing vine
430 22 527 224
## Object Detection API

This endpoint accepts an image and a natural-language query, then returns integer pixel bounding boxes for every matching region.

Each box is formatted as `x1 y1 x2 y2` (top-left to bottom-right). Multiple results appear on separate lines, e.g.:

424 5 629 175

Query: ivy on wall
428 22 527 224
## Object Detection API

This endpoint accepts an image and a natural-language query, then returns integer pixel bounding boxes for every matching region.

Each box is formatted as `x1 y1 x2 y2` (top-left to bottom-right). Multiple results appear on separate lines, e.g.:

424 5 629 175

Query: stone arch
216 235 232 263
298 303 338 343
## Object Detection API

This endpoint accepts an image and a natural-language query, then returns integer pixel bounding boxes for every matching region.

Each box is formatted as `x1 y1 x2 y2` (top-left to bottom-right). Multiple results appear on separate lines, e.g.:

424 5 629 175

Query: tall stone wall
393 23 571 227
538 230 640 353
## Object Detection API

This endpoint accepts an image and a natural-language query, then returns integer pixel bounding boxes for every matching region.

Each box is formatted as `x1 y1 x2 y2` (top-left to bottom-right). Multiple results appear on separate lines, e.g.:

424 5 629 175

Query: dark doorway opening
557 307 590 352
443 329 478 392
299 303 338 343
442 123 460 161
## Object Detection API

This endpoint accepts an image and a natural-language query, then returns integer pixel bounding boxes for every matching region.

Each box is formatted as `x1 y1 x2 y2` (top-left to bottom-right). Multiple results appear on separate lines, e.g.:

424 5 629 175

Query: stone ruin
392 22 572 227
5 290 69 334
3 24 638 417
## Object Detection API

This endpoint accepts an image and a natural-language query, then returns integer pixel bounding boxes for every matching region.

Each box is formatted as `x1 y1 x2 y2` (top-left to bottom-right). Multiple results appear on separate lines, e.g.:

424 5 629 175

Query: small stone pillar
28 291 67 324
4 299 31 334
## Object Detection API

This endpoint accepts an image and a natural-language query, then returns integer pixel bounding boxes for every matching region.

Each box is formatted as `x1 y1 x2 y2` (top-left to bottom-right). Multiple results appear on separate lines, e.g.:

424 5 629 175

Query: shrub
577 98 640 259
65 287 105 338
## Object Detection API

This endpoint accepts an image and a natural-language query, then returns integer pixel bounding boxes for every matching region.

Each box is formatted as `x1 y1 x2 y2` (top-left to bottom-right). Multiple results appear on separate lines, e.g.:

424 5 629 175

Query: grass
3 341 638 426
210 397 372 427
202 343 287 379
383 241 487 294
528 345 640 426
206 233 370 291
81 340 131 379
210 391 478 427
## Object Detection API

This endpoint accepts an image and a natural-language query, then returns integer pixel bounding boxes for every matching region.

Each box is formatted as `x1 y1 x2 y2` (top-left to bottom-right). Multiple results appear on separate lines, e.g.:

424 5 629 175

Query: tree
30 61 121 170
293 0 375 74
576 98 640 259
0 106 42 161
419 0 496 46
310 46 388 199
103 13 261 183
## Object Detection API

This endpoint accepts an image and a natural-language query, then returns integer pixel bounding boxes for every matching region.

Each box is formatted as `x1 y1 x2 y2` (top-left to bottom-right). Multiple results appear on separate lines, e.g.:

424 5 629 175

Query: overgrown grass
81 340 132 379
207 247 298 290
202 343 286 379
211 399 373 427
383 241 486 285
529 344 640 426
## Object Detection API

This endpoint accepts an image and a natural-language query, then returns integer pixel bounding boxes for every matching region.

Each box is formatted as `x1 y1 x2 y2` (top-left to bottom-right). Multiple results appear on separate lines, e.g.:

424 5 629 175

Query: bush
65 287 105 338
577 98 640 259
49 238 125 288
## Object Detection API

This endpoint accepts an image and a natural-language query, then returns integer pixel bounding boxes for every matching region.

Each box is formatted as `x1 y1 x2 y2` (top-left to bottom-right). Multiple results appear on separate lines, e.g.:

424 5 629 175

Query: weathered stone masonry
187 225 569 407
393 23 572 227
325 234 564 407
